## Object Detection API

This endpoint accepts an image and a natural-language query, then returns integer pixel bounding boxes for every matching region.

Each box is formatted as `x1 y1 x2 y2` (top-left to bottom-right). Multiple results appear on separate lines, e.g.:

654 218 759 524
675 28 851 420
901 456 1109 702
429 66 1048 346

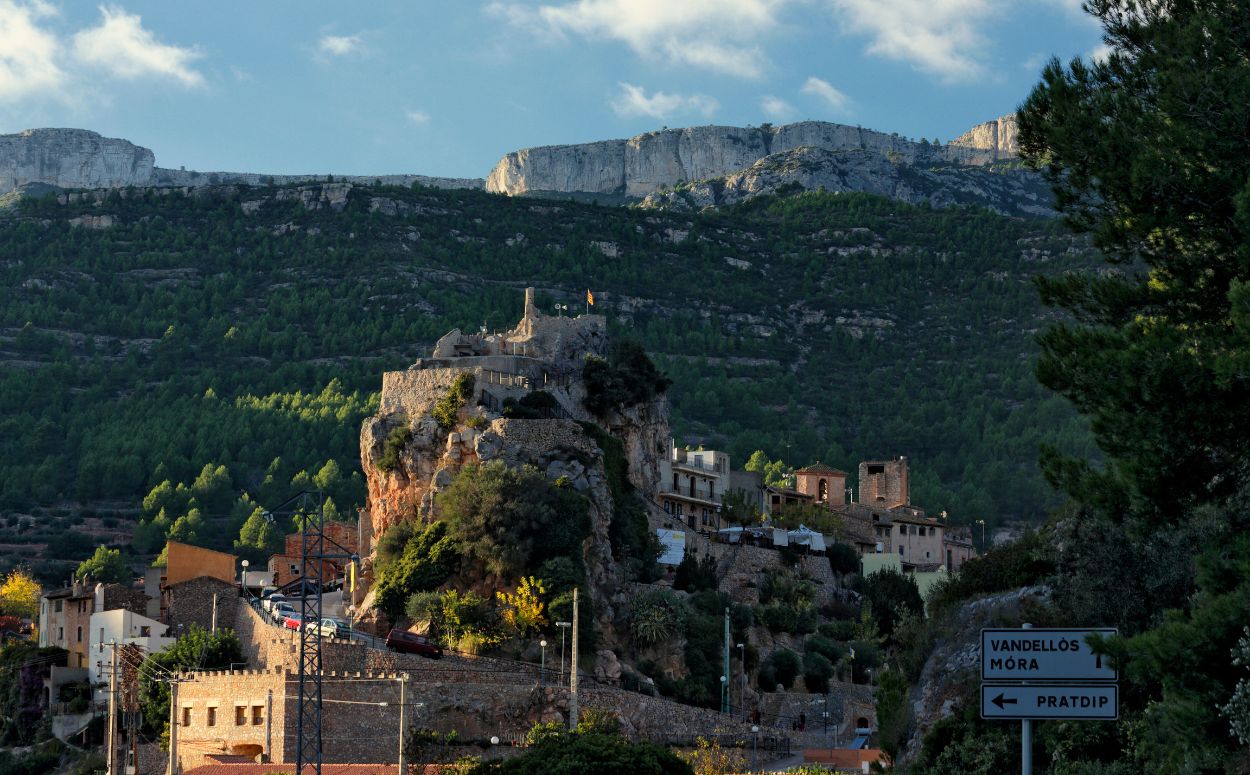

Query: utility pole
167 680 178 775
569 588 579 730
107 642 118 775
397 674 407 775
721 609 731 714
211 593 218 634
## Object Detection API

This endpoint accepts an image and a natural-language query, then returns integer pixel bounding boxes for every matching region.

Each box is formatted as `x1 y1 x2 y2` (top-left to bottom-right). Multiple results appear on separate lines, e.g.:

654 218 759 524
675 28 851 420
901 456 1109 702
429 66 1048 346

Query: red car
283 612 310 630
384 629 443 659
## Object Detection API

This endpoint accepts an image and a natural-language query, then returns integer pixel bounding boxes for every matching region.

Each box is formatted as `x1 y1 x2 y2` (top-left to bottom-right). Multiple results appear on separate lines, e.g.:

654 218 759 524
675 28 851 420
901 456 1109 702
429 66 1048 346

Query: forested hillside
0 183 1097 579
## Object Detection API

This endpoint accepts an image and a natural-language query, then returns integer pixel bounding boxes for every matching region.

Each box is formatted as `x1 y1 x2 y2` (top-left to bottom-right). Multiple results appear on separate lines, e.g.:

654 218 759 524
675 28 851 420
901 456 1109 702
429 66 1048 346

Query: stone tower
794 462 848 507
858 457 909 508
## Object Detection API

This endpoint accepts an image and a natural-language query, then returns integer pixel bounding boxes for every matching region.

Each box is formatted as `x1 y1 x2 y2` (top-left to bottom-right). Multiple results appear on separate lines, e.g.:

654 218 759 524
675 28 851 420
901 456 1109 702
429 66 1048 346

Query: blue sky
0 1 1105 178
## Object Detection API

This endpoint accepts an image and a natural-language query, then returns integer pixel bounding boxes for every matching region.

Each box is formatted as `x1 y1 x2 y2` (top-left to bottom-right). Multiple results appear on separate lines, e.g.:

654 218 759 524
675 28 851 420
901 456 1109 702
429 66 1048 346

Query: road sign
981 628 1117 682
981 684 1118 720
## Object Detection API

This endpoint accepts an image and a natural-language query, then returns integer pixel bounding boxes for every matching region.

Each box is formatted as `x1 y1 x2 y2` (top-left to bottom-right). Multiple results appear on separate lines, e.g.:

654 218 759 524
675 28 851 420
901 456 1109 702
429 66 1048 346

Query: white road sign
981 684 1118 720
981 628 1117 682
656 529 686 565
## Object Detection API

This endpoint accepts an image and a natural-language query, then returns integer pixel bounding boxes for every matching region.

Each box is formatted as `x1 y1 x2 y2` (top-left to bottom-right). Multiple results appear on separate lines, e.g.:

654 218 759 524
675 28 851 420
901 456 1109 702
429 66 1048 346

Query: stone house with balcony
657 441 731 530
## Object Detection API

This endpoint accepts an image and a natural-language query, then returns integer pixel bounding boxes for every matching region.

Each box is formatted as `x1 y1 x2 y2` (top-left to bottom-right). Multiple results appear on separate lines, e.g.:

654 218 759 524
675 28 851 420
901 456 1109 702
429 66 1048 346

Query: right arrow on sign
992 693 1018 710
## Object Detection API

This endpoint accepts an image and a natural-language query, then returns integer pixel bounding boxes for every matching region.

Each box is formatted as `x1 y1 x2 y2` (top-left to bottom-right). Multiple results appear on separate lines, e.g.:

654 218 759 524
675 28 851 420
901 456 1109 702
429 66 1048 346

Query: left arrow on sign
991 693 1018 710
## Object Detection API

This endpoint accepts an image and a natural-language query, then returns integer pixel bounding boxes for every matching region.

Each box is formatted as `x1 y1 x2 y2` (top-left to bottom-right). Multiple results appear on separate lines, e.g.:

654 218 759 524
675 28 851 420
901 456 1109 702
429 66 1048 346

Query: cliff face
947 114 1019 160
0 127 483 195
486 117 1019 198
640 145 1053 217
0 129 154 194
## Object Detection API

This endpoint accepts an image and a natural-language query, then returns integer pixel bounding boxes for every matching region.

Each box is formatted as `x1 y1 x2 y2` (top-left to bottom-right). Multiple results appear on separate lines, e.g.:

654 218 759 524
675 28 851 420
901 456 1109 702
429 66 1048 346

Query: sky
0 1 1106 179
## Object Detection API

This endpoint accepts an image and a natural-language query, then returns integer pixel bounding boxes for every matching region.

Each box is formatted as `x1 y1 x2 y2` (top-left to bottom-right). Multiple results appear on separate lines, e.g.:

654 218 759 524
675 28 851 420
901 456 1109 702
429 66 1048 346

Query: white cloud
72 5 203 87
0 0 67 103
1089 43 1112 63
760 95 793 120
611 82 718 120
490 0 783 79
318 33 364 58
827 0 995 82
405 109 430 126
801 76 851 113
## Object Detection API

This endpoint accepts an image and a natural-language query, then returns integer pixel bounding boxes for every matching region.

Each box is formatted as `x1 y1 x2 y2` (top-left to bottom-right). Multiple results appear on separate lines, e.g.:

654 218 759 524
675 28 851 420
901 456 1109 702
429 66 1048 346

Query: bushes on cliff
433 373 475 429
437 461 590 581
580 423 660 582
376 425 413 473
374 520 460 623
581 340 671 417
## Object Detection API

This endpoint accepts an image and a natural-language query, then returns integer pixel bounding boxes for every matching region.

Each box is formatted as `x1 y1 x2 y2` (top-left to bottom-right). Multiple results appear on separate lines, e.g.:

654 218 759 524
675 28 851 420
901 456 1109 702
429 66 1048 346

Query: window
289 564 299 576
709 481 715 500
207 707 216 727
929 527 936 536
672 472 678 491
925 551 931 559
701 508 709 526
252 706 264 726
663 502 671 514
675 504 684 517
899 546 905 556
689 478 695 497
99 627 104 644
818 479 828 502
140 626 151 637
55 600 63 613
235 706 246 726
76 626 82 643
58 627 64 641
181 707 191 727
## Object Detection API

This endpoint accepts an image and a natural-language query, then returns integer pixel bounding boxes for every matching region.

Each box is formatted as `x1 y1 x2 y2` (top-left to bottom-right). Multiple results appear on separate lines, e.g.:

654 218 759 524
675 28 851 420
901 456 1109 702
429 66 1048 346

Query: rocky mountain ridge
639 146 1051 217
0 128 484 196
486 116 1021 198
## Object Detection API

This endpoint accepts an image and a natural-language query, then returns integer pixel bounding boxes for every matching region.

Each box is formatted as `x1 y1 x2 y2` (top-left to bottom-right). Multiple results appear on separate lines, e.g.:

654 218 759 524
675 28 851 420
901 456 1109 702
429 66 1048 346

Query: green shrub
438 461 590 581
757 649 801 691
804 634 843 664
757 603 798 633
802 652 834 693
581 341 671 417
672 552 717 592
927 530 1054 615
433 373 475 429
580 423 660 582
853 568 924 638
828 543 860 576
502 391 558 419
818 620 855 641
629 590 684 646
373 521 460 622
377 425 412 472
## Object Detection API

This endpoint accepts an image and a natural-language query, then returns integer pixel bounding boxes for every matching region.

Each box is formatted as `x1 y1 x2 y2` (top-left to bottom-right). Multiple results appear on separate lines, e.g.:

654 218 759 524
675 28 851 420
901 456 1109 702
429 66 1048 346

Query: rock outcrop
486 117 1020 198
356 287 670 635
640 145 1052 217
0 129 154 194
948 114 1019 160
0 127 484 195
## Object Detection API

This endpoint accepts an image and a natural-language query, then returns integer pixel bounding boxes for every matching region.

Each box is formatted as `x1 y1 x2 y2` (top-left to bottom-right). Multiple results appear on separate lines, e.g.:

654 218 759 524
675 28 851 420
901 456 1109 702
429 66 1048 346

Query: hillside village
4 290 985 773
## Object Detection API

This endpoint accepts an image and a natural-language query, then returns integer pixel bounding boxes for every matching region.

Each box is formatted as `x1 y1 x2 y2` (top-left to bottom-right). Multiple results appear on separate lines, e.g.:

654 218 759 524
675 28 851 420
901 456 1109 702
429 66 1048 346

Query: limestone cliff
0 127 483 195
486 117 1019 198
640 145 1052 217
947 114 1019 160
0 129 154 194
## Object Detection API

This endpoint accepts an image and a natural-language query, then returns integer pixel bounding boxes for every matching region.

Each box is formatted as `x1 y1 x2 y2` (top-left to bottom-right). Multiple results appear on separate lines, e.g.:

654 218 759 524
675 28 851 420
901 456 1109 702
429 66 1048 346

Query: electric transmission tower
263 490 360 775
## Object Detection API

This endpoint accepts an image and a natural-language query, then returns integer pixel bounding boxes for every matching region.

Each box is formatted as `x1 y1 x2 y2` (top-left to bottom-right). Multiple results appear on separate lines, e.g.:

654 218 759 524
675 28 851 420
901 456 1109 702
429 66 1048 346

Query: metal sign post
981 624 1118 775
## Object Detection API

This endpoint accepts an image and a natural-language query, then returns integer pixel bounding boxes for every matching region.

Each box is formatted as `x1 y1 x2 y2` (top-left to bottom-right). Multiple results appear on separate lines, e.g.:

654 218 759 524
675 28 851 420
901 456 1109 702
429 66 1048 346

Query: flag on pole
586 289 595 306
849 646 856 660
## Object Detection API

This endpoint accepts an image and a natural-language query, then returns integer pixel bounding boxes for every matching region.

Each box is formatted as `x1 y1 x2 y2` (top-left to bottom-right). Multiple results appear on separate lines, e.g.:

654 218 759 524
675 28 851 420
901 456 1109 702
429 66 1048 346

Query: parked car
263 594 290 614
384 629 442 659
270 602 295 624
282 612 310 630
260 586 278 600
306 618 351 639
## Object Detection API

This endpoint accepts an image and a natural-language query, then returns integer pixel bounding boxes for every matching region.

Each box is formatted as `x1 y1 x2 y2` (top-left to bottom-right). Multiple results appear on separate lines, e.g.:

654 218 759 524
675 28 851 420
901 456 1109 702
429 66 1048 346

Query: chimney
524 287 538 319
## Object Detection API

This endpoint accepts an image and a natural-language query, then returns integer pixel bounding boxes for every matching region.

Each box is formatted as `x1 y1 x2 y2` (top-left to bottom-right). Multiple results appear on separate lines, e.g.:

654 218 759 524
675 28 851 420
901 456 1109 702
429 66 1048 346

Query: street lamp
540 639 547 684
240 559 250 602
720 675 728 715
751 724 760 769
975 519 987 550
556 622 571 684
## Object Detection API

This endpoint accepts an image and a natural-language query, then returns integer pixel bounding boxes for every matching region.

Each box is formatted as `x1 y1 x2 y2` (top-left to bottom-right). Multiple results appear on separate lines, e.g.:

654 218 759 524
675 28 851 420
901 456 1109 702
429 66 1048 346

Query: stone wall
166 577 239 636
173 667 285 770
